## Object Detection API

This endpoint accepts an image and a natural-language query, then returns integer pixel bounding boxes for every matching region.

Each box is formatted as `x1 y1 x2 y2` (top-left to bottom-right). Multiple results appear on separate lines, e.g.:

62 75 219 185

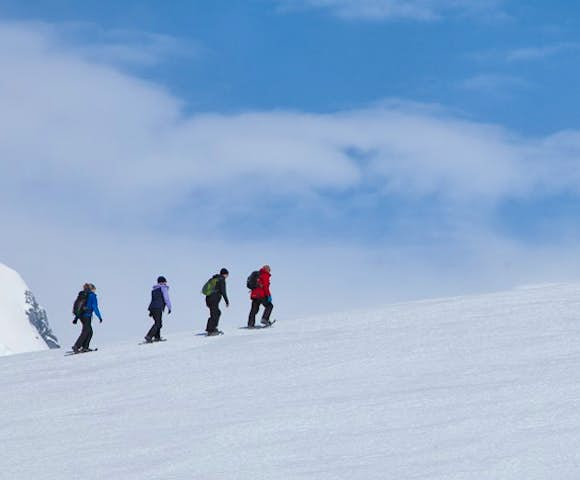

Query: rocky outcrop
25 290 59 349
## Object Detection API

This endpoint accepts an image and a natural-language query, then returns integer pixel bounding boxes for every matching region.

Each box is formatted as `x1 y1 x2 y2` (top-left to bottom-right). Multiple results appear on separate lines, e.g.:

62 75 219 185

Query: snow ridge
3 283 580 479
0 263 59 355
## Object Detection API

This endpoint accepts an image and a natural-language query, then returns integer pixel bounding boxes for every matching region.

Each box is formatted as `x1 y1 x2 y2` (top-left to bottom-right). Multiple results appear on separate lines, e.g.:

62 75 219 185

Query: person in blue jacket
72 283 103 353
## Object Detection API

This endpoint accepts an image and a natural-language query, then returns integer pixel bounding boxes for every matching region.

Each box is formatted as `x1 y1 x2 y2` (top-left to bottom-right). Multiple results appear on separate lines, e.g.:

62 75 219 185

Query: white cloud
2 21 580 341
278 0 505 21
505 42 580 62
459 73 531 94
0 20 198 69
2 21 580 219
472 42 580 65
64 24 200 67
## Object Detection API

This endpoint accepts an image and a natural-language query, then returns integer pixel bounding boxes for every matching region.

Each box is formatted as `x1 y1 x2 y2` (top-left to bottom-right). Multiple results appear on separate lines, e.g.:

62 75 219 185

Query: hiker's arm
262 273 271 297
162 285 172 312
221 278 229 306
92 295 103 321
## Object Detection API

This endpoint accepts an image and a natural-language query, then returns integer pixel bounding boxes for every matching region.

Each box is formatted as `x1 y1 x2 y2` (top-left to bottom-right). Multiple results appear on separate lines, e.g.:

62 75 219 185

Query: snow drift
2 283 580 479
0 262 59 355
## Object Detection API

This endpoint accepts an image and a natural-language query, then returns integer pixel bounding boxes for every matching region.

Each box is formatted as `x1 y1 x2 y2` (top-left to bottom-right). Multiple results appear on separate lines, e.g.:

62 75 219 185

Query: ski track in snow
3 284 580 479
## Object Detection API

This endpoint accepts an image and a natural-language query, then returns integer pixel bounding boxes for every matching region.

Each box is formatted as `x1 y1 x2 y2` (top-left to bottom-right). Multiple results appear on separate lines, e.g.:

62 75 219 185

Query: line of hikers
71 265 274 353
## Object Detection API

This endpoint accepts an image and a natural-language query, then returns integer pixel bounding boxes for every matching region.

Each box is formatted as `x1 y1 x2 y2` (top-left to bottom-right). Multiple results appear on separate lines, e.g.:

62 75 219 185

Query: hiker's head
220 268 229 278
157 276 167 284
263 265 271 273
83 283 91 291
89 284 96 292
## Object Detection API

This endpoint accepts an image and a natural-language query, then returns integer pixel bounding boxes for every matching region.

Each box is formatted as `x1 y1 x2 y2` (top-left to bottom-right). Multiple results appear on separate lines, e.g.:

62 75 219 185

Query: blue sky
2 0 580 133
1 0 580 343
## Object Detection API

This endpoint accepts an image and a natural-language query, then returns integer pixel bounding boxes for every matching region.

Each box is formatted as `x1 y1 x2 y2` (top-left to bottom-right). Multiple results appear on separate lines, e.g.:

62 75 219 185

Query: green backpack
201 276 219 296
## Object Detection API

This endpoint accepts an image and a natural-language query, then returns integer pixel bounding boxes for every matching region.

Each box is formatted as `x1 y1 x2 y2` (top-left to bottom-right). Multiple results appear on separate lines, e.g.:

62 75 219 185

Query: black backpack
246 271 260 290
73 290 89 317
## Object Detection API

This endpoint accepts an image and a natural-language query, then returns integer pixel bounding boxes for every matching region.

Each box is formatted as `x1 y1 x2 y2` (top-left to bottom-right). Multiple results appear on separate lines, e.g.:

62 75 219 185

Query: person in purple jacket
145 276 172 343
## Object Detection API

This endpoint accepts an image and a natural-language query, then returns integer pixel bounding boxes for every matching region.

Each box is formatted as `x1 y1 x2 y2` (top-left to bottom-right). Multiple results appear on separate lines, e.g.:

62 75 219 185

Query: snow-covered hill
0 263 59 355
2 284 580 479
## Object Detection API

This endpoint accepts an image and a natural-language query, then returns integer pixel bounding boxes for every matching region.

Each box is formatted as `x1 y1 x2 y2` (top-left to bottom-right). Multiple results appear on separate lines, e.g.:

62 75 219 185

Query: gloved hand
168 309 172 314
99 318 103 324
72 318 78 324
267 296 272 303
226 301 230 308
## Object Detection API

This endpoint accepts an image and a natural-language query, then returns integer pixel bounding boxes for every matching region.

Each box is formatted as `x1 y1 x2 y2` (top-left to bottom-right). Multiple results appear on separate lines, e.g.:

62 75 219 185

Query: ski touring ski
240 319 277 330
139 338 168 345
206 330 224 337
64 348 98 356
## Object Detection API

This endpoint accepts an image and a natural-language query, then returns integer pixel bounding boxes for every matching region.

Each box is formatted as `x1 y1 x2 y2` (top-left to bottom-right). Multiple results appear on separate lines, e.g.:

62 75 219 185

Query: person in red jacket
248 265 274 328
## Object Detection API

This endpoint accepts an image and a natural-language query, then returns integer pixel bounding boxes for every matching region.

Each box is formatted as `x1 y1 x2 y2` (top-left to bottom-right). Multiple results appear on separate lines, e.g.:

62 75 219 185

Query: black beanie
220 268 229 275
157 276 167 283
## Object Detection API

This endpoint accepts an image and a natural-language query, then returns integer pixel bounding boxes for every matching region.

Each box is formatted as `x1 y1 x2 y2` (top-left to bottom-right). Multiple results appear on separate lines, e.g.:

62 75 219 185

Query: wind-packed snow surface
0 263 59 355
2 284 580 479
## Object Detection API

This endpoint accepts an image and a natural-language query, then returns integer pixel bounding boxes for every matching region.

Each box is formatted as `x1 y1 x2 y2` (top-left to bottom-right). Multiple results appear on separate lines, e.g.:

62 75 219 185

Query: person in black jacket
204 268 229 336
145 276 172 343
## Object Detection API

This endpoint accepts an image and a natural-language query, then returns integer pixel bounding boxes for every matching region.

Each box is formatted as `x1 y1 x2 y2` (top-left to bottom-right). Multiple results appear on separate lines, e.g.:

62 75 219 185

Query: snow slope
2 284 580 479
0 263 59 355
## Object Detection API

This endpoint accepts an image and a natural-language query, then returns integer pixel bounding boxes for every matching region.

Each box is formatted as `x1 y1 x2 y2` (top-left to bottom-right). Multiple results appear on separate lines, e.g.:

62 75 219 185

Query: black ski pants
74 317 93 350
146 308 163 340
205 296 221 332
248 298 274 327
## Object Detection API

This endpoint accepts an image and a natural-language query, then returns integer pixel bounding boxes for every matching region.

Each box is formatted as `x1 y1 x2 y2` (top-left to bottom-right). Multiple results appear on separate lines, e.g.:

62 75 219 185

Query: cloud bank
1 20 578 221
1 21 580 346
